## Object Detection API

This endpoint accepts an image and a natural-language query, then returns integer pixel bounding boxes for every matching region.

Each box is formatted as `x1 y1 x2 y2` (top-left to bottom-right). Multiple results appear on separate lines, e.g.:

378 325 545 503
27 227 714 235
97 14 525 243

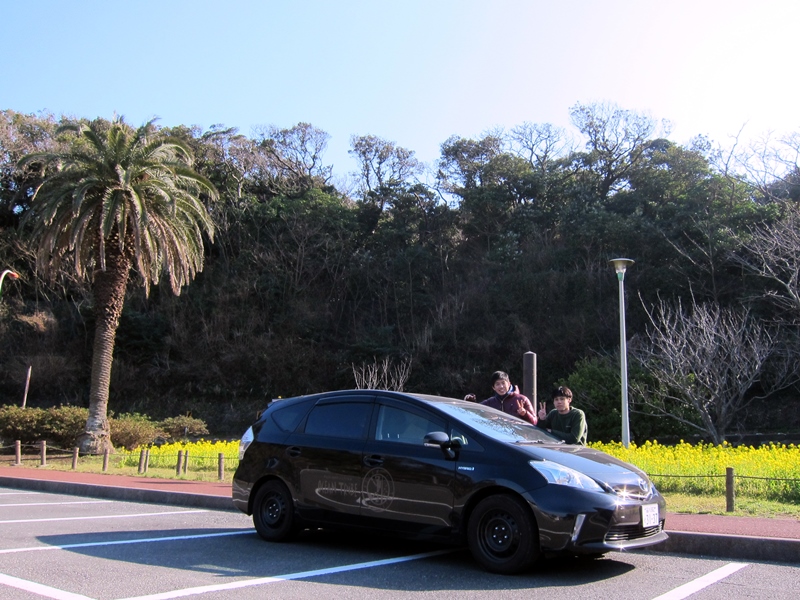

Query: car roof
266 389 473 411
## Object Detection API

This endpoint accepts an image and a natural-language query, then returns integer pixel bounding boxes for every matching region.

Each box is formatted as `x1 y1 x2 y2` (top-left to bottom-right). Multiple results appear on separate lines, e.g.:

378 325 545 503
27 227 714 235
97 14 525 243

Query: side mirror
423 431 458 459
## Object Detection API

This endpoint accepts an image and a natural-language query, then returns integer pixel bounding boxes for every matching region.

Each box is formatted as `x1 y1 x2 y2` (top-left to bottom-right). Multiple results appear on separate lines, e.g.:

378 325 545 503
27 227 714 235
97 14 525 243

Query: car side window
271 400 314 432
304 402 372 439
375 405 446 444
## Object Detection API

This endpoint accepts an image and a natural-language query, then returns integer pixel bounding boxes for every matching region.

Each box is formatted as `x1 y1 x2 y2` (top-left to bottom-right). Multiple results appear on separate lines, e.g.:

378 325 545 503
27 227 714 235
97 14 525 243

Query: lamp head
610 258 634 274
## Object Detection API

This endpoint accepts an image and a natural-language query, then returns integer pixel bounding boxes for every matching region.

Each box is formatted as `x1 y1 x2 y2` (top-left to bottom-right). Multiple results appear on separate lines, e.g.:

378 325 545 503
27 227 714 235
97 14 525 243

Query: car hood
520 444 654 494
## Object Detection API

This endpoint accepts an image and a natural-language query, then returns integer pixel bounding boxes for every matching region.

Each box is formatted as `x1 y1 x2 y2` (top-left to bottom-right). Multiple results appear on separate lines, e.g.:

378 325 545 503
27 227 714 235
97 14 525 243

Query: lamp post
610 258 634 448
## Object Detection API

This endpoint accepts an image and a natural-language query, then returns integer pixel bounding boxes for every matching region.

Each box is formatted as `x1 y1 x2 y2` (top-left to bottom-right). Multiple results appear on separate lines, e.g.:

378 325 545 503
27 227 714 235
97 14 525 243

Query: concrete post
522 351 537 413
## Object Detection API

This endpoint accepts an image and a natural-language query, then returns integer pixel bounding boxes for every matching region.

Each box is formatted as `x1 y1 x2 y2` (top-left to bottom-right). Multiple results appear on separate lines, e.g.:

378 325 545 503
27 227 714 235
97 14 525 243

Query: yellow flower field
591 440 800 502
119 439 240 471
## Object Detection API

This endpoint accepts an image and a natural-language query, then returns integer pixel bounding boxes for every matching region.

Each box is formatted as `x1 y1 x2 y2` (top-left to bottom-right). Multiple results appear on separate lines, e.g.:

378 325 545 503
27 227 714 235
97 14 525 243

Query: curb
649 530 800 563
2 475 798 564
0 476 235 512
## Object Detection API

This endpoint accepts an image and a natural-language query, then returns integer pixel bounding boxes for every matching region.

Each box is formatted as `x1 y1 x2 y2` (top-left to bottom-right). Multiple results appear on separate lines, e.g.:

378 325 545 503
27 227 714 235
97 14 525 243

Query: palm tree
19 117 217 453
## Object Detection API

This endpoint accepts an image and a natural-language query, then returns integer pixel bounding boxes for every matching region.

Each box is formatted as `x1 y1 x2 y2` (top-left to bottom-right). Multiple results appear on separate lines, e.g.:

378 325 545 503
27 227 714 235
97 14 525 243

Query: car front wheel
468 494 540 574
252 480 297 542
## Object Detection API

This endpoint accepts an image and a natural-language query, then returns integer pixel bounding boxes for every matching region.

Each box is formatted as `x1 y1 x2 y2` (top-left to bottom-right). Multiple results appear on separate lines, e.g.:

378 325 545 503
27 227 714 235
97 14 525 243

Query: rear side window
271 400 314 432
304 402 372 439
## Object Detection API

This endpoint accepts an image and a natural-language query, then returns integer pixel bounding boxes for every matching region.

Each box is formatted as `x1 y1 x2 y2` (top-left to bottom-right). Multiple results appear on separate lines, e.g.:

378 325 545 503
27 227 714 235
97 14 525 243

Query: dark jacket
480 386 537 425
538 407 587 444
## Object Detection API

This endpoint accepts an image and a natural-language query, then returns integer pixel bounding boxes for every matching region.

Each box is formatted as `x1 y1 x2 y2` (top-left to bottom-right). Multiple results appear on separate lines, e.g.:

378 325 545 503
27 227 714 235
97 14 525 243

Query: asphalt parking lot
1 485 799 600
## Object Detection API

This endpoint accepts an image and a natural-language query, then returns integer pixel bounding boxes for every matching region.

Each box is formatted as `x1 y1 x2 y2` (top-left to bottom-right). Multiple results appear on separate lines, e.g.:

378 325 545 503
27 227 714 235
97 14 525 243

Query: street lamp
610 258 634 448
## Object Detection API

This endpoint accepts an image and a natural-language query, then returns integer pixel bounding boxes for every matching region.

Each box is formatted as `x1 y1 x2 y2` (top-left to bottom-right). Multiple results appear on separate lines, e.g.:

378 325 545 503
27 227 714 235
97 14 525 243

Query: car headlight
238 426 254 460
529 459 604 492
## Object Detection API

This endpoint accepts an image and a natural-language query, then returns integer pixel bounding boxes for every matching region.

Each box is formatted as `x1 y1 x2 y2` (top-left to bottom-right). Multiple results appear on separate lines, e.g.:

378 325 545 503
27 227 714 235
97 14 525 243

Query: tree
569 102 665 199
19 117 217 453
349 134 422 207
630 295 798 443
731 203 800 319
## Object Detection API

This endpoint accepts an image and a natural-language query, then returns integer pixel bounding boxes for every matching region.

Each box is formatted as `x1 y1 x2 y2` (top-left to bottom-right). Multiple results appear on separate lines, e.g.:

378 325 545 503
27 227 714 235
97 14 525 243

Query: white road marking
0 530 252 554
0 572 94 600
1 500 114 507
0 509 208 524
117 549 456 600
651 562 750 600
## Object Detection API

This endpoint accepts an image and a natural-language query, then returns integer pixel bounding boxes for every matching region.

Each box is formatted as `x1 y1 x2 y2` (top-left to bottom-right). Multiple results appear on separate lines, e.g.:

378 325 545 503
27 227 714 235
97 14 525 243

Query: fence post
138 448 146 474
725 466 735 512
72 447 79 470
183 451 188 474
39 440 47 467
14 440 21 466
144 448 150 473
176 450 183 476
102 449 110 472
218 453 225 481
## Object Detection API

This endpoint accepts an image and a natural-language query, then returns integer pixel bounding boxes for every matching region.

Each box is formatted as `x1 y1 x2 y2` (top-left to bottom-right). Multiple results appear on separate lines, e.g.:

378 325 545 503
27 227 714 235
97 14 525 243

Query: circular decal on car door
362 467 395 511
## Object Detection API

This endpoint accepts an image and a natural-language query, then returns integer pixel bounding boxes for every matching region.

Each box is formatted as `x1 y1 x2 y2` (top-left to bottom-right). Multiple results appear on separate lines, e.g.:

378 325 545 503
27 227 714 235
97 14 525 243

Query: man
464 371 538 425
537 385 587 444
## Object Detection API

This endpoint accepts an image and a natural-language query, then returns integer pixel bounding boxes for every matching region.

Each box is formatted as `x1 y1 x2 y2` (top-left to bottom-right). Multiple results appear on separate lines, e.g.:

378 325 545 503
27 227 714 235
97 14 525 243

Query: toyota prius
232 390 667 574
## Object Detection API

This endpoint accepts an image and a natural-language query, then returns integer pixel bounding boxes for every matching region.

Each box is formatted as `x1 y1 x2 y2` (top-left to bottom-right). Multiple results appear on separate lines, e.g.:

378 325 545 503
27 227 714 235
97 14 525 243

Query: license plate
642 503 659 527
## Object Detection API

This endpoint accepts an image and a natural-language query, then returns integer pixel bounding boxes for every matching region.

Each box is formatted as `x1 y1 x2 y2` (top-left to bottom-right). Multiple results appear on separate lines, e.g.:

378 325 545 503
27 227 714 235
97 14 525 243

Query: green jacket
538 407 587 445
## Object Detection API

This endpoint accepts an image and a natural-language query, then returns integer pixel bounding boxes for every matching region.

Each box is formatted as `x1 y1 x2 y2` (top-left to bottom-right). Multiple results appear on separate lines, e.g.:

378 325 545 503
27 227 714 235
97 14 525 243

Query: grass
661 492 800 519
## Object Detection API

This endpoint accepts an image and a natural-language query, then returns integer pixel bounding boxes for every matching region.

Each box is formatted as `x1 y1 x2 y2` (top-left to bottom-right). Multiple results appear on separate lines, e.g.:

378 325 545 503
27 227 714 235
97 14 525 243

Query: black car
232 390 667 574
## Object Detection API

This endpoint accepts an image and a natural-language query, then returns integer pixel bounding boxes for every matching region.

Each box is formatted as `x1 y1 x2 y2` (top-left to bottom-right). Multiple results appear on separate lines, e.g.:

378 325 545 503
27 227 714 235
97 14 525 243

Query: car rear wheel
468 494 540 574
253 480 297 542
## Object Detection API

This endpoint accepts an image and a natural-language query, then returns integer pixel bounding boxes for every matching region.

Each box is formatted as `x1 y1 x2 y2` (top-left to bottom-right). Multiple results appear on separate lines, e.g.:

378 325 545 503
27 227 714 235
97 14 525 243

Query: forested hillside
2 103 798 442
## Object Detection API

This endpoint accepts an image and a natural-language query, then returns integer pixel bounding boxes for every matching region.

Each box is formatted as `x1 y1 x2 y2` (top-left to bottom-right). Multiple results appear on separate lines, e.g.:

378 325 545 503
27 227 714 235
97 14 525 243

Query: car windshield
436 402 561 444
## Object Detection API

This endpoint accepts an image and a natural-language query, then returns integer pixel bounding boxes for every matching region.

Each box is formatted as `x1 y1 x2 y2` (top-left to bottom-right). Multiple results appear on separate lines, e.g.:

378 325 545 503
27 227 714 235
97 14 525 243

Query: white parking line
0 572 94 600
651 562 750 600
0 530 252 554
2 500 114 507
117 549 456 600
0 509 208 524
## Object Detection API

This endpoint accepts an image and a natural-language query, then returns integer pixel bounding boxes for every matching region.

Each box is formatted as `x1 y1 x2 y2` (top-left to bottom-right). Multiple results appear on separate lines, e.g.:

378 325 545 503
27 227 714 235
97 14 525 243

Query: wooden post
176 450 183 476
22 366 31 408
138 448 146 474
14 440 21 466
144 448 150 473
725 467 735 512
218 453 225 481
39 440 46 467
102 449 110 472
71 447 79 470
183 451 188 474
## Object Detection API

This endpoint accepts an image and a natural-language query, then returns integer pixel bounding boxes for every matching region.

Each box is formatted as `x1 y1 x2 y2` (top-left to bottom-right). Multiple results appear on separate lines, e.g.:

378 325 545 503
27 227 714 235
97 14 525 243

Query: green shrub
0 405 44 446
40 406 88 449
109 413 167 450
159 415 209 441
0 405 89 449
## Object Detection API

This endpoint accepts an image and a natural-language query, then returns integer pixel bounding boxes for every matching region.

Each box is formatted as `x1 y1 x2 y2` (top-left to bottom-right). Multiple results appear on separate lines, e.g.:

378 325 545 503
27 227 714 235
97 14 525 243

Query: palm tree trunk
78 245 131 454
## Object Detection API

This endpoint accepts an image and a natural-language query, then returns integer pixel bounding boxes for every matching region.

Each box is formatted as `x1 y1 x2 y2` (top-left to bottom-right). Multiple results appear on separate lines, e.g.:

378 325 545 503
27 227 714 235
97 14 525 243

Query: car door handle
364 455 384 467
286 446 301 457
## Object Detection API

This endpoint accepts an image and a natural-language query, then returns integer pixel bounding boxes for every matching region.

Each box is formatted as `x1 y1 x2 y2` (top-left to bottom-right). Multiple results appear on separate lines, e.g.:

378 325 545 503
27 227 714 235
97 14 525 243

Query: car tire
252 480 297 542
468 494 540 574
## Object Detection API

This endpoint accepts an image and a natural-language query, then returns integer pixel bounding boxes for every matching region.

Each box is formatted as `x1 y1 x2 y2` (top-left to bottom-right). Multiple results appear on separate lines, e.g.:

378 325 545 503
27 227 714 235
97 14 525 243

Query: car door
360 398 457 532
284 395 375 524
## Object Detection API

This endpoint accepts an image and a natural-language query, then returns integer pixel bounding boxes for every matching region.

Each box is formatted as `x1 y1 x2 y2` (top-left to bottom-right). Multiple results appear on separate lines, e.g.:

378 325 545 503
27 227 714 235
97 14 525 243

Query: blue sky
3 0 798 178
